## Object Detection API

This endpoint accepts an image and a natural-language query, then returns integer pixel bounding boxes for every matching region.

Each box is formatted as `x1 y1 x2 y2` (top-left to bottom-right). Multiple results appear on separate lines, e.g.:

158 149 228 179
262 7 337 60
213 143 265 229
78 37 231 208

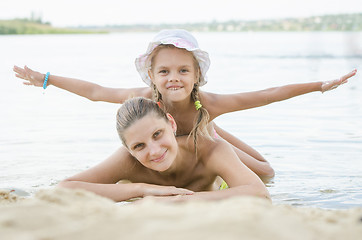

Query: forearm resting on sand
58 181 193 202
142 183 271 203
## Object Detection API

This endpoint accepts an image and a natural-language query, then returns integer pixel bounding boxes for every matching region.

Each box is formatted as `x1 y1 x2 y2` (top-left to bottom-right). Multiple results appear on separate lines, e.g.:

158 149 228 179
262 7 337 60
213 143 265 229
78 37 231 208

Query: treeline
84 13 362 32
1 13 361 34
0 19 104 34
221 13 362 32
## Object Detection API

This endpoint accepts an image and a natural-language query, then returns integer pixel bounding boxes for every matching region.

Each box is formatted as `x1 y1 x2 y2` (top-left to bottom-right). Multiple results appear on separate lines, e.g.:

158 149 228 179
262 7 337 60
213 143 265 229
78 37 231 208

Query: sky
1 0 362 27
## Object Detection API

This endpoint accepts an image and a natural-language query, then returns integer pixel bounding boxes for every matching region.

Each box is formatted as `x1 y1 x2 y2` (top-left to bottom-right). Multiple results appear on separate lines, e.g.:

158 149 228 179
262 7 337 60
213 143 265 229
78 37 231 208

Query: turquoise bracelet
43 72 50 89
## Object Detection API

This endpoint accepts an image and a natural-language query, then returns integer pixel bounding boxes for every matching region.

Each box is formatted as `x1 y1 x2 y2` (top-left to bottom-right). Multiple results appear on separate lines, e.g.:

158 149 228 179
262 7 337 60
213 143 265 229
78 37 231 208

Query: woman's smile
150 149 168 163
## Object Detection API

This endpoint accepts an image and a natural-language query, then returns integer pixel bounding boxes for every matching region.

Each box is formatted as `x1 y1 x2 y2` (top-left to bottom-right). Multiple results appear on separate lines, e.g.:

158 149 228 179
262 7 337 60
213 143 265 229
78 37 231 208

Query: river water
0 31 361 208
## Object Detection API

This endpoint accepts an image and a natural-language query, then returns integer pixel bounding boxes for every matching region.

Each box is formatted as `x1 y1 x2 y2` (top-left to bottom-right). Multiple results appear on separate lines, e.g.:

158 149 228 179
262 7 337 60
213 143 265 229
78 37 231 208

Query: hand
321 69 357 93
140 194 190 203
13 65 46 87
142 184 194 197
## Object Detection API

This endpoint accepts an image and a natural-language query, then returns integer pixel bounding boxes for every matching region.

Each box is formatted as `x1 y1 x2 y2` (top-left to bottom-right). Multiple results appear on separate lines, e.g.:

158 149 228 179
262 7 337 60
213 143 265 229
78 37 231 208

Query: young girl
58 97 270 202
13 29 357 178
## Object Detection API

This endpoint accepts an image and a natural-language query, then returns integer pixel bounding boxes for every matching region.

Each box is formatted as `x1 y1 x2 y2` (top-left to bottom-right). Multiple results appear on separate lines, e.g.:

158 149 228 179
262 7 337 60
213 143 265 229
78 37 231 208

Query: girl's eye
159 70 168 74
180 69 189 73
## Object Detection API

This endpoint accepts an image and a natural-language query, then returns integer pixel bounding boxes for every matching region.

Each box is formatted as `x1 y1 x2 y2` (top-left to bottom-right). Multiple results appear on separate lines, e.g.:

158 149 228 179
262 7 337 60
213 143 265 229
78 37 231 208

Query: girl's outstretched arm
13 65 151 103
57 146 193 202
207 69 357 116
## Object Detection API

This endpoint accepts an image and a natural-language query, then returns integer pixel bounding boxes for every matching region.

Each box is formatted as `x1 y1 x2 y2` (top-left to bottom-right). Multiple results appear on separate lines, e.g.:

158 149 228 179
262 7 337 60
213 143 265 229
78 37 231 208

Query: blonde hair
116 97 168 147
148 44 213 147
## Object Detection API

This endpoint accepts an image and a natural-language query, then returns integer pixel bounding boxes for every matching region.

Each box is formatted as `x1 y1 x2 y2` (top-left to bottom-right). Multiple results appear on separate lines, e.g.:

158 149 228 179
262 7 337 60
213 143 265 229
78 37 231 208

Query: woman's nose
148 141 161 156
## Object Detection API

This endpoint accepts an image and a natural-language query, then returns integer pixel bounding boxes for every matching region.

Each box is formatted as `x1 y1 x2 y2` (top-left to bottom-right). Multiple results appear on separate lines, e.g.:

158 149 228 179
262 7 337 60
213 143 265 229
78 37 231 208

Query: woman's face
149 47 199 102
123 113 178 172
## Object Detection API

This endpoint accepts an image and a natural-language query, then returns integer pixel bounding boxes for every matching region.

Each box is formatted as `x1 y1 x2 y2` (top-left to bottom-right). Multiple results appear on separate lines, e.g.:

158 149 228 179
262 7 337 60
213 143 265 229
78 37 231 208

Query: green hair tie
194 100 202 110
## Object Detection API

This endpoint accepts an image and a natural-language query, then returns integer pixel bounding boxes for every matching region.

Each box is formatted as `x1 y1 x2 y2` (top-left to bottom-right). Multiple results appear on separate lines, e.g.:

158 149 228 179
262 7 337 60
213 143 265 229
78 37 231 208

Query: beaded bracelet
43 72 50 89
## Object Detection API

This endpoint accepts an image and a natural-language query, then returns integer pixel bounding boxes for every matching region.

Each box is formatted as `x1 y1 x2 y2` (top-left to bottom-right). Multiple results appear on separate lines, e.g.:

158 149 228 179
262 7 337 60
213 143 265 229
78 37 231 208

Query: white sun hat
135 29 210 86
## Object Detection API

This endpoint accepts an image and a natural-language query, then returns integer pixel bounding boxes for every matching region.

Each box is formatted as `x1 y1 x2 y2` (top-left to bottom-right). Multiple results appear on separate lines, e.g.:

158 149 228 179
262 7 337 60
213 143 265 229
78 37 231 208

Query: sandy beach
0 188 361 240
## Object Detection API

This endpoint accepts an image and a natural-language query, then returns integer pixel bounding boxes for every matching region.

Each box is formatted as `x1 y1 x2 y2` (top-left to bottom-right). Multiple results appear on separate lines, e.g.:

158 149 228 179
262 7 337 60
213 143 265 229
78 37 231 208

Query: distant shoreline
0 19 106 35
79 13 362 33
1 13 361 35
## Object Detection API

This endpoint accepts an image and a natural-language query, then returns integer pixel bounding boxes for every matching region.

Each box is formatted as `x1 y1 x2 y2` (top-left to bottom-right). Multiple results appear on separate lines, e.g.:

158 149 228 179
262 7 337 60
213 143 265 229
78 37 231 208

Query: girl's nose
168 72 180 82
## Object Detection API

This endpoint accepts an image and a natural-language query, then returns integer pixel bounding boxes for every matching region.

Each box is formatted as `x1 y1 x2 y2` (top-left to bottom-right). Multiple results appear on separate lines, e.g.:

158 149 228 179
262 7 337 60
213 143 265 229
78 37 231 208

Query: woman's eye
133 143 144 150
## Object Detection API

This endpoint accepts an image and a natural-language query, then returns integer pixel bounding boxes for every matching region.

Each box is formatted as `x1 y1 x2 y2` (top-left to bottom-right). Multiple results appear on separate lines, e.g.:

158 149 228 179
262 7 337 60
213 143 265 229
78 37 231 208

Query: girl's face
123 113 178 172
149 47 199 102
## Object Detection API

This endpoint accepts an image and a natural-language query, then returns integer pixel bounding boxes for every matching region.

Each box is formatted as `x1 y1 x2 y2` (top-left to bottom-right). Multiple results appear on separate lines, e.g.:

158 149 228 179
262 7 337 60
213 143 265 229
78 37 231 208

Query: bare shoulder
196 137 231 162
70 146 143 183
199 91 223 119
199 90 243 118
199 91 220 106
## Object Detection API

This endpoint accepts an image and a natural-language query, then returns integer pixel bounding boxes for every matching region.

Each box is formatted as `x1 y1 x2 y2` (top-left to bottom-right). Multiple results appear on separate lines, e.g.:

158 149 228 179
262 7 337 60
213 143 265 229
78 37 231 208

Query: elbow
259 188 271 201
256 164 275 179
262 167 275 179
57 179 77 189
253 184 271 202
87 85 105 102
232 183 271 202
87 94 101 102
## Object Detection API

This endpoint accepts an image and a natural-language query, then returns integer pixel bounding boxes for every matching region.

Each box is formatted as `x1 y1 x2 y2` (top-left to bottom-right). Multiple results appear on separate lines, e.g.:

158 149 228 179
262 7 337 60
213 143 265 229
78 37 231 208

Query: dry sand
0 188 361 240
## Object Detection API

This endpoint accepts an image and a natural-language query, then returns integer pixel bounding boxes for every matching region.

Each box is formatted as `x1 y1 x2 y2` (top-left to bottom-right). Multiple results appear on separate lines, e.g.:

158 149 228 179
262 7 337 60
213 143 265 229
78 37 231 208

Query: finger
341 79 348 85
13 66 25 75
15 74 27 80
341 69 357 81
13 65 21 71
23 82 33 86
24 67 33 79
24 65 35 74
175 188 194 195
24 65 34 77
13 65 20 72
24 65 31 74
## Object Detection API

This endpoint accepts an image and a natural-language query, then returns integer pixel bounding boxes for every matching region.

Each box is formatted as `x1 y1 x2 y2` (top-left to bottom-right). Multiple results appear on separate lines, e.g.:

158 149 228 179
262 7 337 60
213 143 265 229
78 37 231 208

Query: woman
58 97 270 202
